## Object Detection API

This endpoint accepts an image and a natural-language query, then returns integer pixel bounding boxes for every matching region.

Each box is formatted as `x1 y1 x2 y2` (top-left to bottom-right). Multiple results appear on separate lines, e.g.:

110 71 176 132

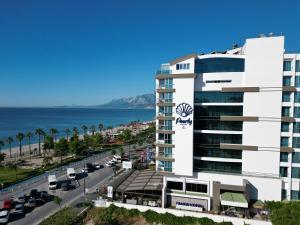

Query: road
0 144 150 225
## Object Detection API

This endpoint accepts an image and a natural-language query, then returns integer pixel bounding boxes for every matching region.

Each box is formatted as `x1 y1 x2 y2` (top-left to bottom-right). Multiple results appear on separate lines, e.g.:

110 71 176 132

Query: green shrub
270 201 300 225
39 207 82 225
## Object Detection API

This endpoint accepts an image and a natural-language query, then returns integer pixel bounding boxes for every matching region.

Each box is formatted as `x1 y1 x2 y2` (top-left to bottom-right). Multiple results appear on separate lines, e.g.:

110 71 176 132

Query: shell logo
176 103 193 129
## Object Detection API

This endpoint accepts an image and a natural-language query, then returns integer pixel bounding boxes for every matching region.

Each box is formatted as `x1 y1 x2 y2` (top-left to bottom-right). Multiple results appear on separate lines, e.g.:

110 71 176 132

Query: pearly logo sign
176 103 193 129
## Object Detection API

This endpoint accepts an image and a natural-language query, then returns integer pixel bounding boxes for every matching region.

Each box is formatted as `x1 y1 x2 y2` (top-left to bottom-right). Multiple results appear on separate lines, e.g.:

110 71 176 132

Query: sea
0 107 155 148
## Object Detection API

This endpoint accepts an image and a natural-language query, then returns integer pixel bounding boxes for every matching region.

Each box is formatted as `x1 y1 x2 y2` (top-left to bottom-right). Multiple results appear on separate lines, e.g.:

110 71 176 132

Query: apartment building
155 35 300 211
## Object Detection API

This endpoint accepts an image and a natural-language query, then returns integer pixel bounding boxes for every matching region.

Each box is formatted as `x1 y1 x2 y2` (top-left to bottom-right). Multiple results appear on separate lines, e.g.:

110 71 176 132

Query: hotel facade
155 35 300 211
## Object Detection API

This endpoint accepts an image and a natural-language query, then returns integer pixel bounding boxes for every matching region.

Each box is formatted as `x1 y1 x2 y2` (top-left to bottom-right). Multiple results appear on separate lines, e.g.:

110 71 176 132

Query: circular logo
176 103 193 117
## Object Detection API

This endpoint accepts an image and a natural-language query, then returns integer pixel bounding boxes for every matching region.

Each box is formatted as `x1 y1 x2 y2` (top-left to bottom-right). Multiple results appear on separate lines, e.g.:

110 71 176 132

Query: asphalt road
1 144 149 225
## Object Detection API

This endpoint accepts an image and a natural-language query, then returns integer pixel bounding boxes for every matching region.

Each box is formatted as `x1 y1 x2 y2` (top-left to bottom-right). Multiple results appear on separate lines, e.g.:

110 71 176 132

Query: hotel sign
175 102 193 129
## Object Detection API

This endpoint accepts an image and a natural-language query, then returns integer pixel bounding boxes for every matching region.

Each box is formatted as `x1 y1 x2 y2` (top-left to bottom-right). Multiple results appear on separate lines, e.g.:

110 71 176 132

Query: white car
0 210 10 224
105 161 112 167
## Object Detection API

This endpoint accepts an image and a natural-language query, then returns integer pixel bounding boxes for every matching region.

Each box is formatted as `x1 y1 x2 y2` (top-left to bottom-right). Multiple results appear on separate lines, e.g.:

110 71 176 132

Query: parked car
14 204 24 215
30 189 38 198
86 163 94 172
2 199 13 210
61 181 71 191
27 197 36 208
0 210 10 224
93 163 102 169
17 194 26 204
81 168 88 173
225 207 238 217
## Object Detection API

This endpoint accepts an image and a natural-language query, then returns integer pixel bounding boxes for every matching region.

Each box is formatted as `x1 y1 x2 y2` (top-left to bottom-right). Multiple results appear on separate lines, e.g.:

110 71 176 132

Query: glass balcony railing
157 112 173 117
156 98 173 103
157 84 174 89
157 125 173 131
156 69 172 75
156 139 173 145
157 166 173 172
157 153 173 158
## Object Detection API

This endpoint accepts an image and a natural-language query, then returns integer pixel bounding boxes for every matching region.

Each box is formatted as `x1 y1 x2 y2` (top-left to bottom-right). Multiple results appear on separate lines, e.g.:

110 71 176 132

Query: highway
0 144 149 225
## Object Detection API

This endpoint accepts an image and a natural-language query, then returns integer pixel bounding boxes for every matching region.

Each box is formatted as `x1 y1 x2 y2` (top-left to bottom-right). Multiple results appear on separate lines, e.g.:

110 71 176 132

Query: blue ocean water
0 107 155 148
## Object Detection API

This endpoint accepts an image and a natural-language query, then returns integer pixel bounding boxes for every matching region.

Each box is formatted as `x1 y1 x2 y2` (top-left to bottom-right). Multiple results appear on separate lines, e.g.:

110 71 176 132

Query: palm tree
0 140 4 155
49 128 58 142
25 132 33 158
6 136 13 158
16 133 25 158
98 123 104 132
81 125 88 135
35 128 44 155
72 127 79 137
65 128 70 141
90 125 96 136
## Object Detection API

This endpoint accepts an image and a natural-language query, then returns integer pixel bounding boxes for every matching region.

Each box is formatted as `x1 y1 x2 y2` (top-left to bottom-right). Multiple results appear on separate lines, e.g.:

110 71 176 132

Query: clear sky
0 0 299 107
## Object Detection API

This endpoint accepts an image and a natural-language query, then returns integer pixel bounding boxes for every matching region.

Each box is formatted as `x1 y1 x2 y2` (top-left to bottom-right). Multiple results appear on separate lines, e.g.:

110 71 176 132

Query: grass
0 166 38 185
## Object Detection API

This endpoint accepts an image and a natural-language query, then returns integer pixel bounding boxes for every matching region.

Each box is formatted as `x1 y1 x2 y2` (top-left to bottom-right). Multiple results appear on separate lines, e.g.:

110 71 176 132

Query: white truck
48 175 57 190
67 168 76 180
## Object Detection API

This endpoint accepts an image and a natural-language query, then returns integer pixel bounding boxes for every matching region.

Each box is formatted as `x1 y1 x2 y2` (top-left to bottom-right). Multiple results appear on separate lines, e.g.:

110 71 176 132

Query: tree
0 139 4 151
65 128 70 141
49 128 58 142
16 132 25 158
90 125 96 136
81 125 88 135
0 153 6 165
35 128 45 155
54 138 68 163
25 132 33 158
94 133 103 148
111 148 116 156
53 195 62 208
43 135 54 154
98 123 104 132
269 201 300 225
5 136 13 158
118 147 125 158
72 127 79 137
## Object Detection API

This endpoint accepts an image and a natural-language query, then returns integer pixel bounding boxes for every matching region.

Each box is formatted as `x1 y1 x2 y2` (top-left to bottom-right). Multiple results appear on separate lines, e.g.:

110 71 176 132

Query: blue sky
0 0 299 107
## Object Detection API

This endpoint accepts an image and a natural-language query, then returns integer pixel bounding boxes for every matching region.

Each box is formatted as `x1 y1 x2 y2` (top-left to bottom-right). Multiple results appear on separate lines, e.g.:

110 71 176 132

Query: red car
2 199 13 210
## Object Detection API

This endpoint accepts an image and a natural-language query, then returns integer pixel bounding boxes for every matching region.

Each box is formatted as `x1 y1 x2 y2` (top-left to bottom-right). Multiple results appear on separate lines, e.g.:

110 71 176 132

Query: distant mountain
98 93 155 109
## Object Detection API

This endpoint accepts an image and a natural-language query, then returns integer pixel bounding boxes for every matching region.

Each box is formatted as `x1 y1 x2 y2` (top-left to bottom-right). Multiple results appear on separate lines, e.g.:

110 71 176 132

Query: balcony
156 98 173 104
157 166 173 173
157 112 173 117
155 139 174 147
156 69 172 75
157 125 173 131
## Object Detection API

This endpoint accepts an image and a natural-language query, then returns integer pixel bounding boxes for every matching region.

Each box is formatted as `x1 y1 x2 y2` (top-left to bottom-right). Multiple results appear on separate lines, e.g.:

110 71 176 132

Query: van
113 155 122 163
67 168 76 180
48 175 57 190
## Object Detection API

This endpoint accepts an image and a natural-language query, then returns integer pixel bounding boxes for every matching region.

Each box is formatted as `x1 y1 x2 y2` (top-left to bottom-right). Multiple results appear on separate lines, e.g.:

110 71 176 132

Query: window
296 60 300 72
282 107 290 117
295 92 300 103
280 167 288 177
194 147 242 159
283 60 292 71
294 107 300 118
283 76 291 86
282 92 291 102
294 122 300 133
293 137 300 148
194 133 242 145
194 106 243 117
194 160 242 174
295 76 300 87
159 78 173 89
291 190 300 200
167 181 183 190
292 152 300 163
281 137 289 147
195 92 243 103
186 183 208 193
195 57 245 73
194 120 243 131
291 167 300 179
282 189 287 200
281 122 290 132
176 63 190 70
280 152 289 162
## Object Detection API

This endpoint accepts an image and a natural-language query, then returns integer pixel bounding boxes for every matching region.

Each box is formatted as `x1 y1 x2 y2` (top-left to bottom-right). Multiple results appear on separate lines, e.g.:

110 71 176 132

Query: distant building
155 35 300 211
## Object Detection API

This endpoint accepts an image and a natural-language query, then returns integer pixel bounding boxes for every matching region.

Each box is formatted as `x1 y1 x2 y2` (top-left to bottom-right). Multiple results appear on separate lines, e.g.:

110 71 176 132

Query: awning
220 192 248 208
252 200 265 209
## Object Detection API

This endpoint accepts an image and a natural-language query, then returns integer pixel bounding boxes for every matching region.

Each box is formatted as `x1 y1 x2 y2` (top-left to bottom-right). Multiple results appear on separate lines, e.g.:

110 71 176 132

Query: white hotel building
155 35 300 211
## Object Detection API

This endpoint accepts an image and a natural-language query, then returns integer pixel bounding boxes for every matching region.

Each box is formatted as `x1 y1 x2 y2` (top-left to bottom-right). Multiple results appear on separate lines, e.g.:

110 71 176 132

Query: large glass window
281 122 290 132
296 60 300 72
283 60 292 71
295 76 300 87
194 160 242 174
283 76 291 86
293 137 300 148
167 181 183 190
280 152 289 162
280 167 288 177
186 183 208 193
282 92 291 102
292 152 300 163
295 92 300 103
195 57 245 73
291 167 300 179
194 106 243 117
194 147 242 159
294 122 300 133
291 190 300 200
195 92 243 103
282 107 290 117
282 189 287 200
281 137 289 147
194 120 243 131
294 107 300 118
194 133 242 145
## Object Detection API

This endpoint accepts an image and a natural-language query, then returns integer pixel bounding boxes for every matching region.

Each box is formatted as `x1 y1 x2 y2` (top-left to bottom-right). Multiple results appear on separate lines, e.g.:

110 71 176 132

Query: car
30 189 38 198
93 163 101 169
2 199 13 210
61 181 71 191
37 191 49 203
86 163 94 172
225 207 238 217
105 161 112 167
0 210 10 224
16 194 26 204
27 197 36 208
81 168 88 173
14 203 24 215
